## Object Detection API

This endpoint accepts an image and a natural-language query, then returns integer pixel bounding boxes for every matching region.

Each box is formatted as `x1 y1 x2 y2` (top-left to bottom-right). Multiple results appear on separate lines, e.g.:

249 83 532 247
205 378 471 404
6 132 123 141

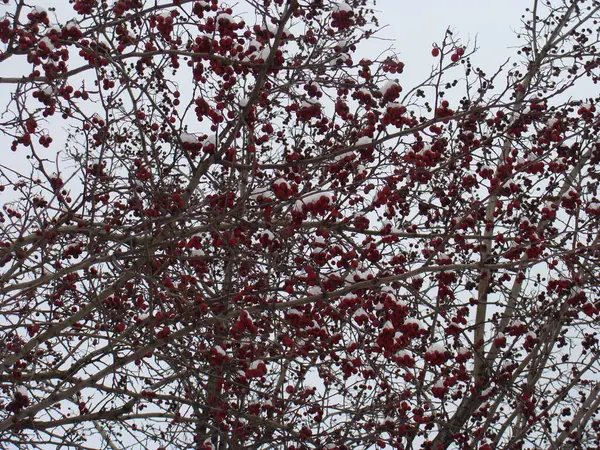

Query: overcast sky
367 0 526 90
374 0 524 57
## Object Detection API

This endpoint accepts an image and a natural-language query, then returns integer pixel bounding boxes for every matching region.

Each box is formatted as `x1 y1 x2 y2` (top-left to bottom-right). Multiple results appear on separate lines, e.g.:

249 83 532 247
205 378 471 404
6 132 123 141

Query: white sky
368 0 523 81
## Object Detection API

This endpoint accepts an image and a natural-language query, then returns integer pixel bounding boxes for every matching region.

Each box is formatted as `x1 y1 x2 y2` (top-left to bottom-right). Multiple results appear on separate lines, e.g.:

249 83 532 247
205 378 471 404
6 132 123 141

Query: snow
260 22 278 34
547 118 559 127
383 321 394 331
261 230 275 240
526 331 537 340
287 308 301 316
333 2 352 12
293 191 333 211
16 386 28 396
239 97 249 107
381 286 407 307
190 249 205 257
39 37 54 50
217 13 235 23
335 39 349 50
33 6 48 14
245 39 263 52
380 79 399 95
589 202 600 210
138 313 149 320
353 307 367 318
308 80 322 92
356 136 372 146
255 47 271 61
344 271 356 284
249 360 265 370
274 178 288 188
308 286 322 295
213 345 226 356
300 99 319 108
427 342 446 354
333 150 355 162
404 317 424 330
378 416 395 425
381 285 394 295
249 187 271 200
204 134 217 147
416 145 431 156
501 360 513 370
304 320 321 331
41 85 54 96
180 133 199 144
158 11 171 19
66 20 80 31
457 346 470 355
345 266 375 284
396 298 408 308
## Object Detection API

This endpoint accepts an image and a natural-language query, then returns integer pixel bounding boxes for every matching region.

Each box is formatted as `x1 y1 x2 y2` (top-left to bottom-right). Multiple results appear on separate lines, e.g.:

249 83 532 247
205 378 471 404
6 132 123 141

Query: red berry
431 47 440 57
451 53 459 62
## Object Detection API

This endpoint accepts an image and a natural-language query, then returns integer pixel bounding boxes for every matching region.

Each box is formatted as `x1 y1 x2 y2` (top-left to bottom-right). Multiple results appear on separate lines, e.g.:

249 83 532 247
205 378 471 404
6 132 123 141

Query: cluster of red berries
381 104 408 128
331 7 354 30
6 391 30 414
295 102 322 121
431 46 465 62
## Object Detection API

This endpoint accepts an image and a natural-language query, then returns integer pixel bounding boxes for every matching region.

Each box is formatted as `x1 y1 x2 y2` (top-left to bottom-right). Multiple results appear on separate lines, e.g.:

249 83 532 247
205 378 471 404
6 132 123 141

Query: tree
2 0 600 448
